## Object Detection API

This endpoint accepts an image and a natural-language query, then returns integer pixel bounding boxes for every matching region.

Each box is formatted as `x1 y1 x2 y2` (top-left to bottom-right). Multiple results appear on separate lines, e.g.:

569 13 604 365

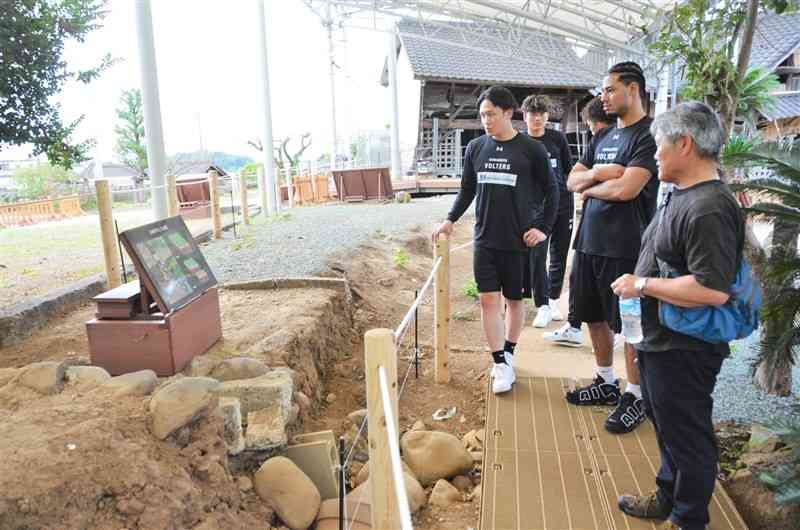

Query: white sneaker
549 299 564 321
543 323 583 347
532 305 552 328
491 356 516 394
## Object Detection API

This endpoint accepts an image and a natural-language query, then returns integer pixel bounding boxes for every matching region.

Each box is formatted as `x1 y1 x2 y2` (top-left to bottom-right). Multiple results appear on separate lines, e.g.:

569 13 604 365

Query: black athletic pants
637 348 725 530
531 199 573 308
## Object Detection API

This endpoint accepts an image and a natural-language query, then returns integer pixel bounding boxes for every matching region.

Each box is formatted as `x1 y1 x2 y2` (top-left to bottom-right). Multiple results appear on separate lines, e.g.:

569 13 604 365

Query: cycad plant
724 140 800 397
758 416 800 521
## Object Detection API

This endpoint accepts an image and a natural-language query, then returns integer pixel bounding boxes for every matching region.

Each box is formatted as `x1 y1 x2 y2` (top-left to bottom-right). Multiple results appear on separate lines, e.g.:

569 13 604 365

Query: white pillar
387 27 402 180
256 0 277 215
134 0 168 220
326 4 339 170
655 66 670 116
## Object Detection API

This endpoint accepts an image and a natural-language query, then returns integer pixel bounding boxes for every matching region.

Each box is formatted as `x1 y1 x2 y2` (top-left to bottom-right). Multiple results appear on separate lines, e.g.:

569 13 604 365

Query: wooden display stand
86 216 222 376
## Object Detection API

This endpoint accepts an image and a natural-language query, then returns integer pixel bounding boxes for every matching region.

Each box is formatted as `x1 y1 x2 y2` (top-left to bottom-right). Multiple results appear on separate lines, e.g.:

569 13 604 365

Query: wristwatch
634 277 648 296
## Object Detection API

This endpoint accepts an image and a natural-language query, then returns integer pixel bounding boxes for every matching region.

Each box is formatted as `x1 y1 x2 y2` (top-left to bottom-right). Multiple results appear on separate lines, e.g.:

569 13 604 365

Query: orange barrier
289 175 335 205
0 194 85 227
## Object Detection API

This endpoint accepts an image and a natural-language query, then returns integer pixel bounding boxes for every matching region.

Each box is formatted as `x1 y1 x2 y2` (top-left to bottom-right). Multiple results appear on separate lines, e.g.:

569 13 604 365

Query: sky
3 0 408 164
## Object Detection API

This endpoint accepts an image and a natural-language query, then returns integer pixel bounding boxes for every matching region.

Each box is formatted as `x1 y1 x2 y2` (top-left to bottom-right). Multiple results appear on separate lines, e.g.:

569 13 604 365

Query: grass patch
453 307 479 321
462 279 479 300
392 248 409 268
231 237 257 252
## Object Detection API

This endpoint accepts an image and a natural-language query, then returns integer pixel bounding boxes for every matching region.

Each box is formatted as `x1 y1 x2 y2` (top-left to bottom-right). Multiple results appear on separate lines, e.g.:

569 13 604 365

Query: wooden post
95 180 122 289
167 174 179 217
434 235 451 383
257 165 268 219
238 172 250 225
208 169 222 239
275 165 282 213
364 328 400 530
285 165 294 208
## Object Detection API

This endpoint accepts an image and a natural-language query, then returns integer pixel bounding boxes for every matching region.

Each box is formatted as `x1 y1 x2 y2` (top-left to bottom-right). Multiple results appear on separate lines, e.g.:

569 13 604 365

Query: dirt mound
0 388 274 530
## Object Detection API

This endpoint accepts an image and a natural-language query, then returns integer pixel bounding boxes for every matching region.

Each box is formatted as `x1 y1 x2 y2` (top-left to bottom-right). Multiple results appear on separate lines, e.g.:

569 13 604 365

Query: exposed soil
1 215 790 530
0 220 487 530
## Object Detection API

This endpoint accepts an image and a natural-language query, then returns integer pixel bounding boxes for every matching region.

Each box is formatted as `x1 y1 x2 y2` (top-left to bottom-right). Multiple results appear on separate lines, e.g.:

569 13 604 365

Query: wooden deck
480 375 749 530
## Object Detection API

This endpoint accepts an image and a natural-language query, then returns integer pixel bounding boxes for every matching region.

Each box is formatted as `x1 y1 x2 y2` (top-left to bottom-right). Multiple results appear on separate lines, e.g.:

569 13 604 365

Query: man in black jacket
432 86 557 394
521 94 574 329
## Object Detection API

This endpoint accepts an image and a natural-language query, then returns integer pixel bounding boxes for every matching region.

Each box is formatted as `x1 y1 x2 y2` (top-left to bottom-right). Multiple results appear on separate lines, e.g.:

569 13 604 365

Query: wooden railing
0 194 85 227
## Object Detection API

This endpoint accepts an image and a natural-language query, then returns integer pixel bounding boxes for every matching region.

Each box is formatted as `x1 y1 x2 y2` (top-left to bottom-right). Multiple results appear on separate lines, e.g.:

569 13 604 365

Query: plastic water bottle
619 297 643 344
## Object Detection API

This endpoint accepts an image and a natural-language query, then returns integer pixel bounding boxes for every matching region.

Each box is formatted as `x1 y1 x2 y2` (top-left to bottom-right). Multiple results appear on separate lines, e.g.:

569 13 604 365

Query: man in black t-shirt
544 95 613 347
564 62 658 435
611 102 743 530
521 95 574 329
433 86 557 395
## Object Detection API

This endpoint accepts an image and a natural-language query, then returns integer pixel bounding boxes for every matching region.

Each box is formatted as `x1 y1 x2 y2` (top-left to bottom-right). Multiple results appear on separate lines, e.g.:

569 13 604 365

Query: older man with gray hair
610 102 744 530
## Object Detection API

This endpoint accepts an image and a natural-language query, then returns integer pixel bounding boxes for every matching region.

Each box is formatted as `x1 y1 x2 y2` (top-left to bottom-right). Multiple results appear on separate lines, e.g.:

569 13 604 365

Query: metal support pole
115 220 128 284
134 0 168 220
338 436 346 530
256 0 278 215
387 26 402 180
326 3 339 170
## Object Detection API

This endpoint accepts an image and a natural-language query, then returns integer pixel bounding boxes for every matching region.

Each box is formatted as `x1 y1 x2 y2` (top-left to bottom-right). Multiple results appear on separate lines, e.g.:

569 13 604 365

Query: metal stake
338 436 346 530
414 288 419 379
114 220 128 283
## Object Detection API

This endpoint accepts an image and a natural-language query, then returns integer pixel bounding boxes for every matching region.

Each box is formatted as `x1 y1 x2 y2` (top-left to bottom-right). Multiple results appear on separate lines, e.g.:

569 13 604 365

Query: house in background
750 11 800 139
381 18 598 187
80 161 140 190
0 158 42 193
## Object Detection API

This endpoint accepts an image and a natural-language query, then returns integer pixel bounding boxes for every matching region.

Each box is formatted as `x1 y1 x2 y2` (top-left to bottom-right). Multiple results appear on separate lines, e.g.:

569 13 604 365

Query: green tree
0 0 115 169
649 0 794 139
725 140 800 396
13 163 74 200
113 89 147 181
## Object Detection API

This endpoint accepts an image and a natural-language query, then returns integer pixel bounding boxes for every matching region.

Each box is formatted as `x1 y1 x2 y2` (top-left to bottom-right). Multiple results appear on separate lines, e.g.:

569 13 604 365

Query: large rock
401 430 473 486
462 429 485 452
212 369 293 419
748 424 781 453
354 459 418 487
245 403 287 450
347 408 368 429
65 366 111 390
210 357 270 382
429 479 462 507
18 361 67 395
218 397 245 455
348 472 426 514
101 370 159 397
451 475 473 492
254 456 321 530
149 377 220 440
182 356 221 378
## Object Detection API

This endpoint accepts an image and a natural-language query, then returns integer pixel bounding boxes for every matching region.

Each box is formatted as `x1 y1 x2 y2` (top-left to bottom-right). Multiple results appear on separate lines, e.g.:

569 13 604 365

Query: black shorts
569 251 636 333
473 245 526 301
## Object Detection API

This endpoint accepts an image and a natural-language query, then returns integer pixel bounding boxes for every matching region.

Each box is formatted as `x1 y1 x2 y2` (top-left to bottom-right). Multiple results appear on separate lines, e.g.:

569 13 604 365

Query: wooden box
86 287 221 376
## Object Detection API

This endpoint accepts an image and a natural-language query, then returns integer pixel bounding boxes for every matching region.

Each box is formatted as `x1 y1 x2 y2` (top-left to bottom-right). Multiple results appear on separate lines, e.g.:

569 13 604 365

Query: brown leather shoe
618 490 671 520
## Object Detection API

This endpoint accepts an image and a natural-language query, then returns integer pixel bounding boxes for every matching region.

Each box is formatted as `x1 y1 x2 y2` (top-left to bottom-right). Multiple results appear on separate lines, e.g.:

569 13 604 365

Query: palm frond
732 179 800 209
742 202 800 224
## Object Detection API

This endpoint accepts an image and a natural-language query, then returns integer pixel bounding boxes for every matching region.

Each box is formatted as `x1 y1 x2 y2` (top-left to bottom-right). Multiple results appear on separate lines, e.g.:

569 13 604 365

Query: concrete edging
221 277 348 292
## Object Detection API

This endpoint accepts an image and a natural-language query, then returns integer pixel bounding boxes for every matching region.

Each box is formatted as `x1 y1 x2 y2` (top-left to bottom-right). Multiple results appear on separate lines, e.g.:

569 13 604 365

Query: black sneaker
605 392 646 434
565 375 620 406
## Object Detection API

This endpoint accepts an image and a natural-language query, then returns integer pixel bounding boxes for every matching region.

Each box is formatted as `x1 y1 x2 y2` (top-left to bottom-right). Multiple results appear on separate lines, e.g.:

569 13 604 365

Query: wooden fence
0 195 85 227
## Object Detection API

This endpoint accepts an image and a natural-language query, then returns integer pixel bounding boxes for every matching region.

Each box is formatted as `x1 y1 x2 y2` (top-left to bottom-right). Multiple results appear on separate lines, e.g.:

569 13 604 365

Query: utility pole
326 2 339 170
256 0 278 215
134 0 168 220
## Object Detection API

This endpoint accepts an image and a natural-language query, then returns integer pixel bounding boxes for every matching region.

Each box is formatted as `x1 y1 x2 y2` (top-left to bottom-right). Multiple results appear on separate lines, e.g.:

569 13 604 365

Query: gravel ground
201 198 798 425
713 332 800 424
201 196 455 283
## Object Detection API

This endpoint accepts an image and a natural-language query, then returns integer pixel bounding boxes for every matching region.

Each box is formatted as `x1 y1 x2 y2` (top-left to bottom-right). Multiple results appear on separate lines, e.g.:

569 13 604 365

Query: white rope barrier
393 256 442 341
450 239 474 253
378 365 414 530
